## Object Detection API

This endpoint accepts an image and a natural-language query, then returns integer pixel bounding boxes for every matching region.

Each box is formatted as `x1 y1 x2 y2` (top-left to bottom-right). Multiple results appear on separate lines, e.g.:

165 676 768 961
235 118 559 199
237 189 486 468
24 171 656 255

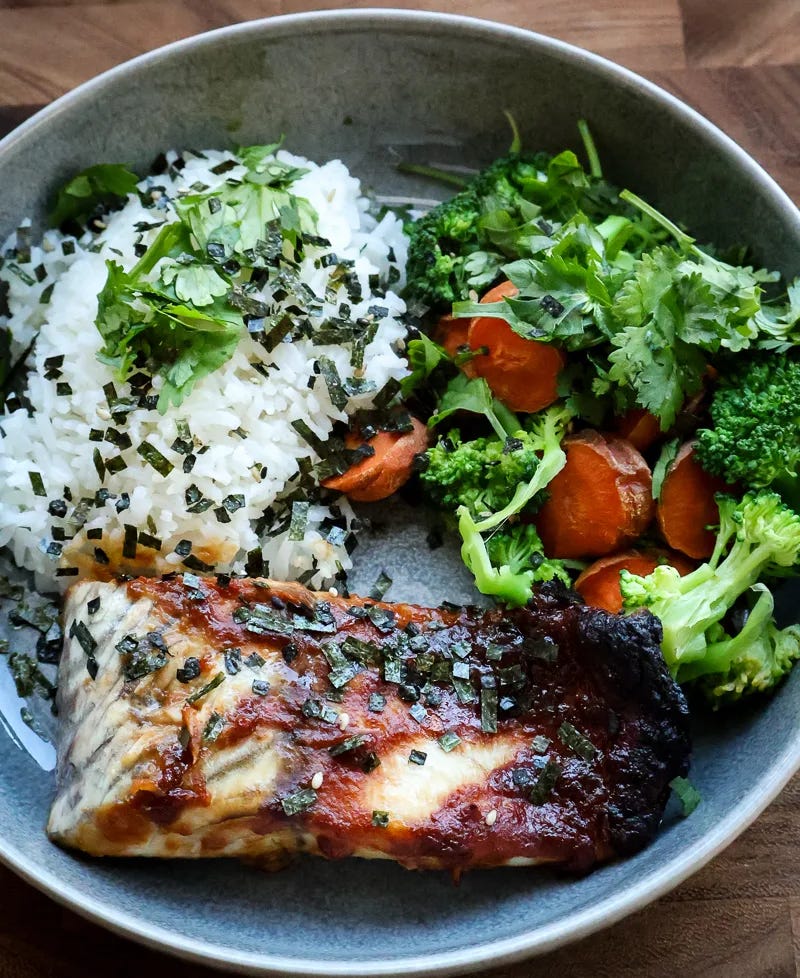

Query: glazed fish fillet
49 576 690 872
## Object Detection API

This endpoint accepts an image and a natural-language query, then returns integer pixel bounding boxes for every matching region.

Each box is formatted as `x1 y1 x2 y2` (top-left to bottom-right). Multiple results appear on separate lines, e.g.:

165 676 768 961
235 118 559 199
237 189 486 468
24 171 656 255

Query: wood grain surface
0 1 798 976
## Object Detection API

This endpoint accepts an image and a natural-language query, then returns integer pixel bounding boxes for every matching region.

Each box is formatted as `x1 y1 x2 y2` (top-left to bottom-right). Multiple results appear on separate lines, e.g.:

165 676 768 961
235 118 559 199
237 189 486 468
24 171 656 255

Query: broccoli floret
693 586 800 705
485 525 571 587
456 404 573 606
405 187 483 309
405 150 601 310
695 357 800 501
419 429 543 519
620 491 800 702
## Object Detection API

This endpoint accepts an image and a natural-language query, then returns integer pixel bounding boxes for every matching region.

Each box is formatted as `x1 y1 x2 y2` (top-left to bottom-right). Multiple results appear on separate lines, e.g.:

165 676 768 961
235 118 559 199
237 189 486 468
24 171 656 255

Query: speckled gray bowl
2 10 800 977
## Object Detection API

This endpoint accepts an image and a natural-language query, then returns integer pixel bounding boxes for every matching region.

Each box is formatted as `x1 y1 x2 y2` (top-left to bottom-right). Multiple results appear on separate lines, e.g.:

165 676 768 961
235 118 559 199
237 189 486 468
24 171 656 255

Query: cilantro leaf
51 163 139 227
607 316 706 430
428 373 519 439
400 333 449 396
92 145 318 412
607 246 764 427
94 222 243 412
754 280 800 351
159 260 230 307
174 164 315 258
651 438 680 500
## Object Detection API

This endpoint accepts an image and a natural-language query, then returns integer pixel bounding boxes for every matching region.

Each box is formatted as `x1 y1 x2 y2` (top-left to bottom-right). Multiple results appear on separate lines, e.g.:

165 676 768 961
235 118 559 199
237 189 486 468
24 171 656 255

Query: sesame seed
338 712 350 730
328 587 339 597
485 809 498 827
311 771 324 790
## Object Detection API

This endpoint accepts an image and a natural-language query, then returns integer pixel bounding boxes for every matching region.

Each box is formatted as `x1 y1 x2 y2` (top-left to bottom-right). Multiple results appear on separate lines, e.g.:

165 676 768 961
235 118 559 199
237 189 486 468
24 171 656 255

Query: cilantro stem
577 119 602 179
396 162 469 189
504 110 522 154
620 189 695 252
491 398 522 439
485 402 514 441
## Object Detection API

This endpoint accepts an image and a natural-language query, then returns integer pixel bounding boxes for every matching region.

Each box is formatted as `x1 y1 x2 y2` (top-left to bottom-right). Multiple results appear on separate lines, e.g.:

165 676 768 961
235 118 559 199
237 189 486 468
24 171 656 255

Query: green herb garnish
203 711 225 743
232 603 294 635
438 731 462 752
557 722 597 762
480 685 498 733
531 735 551 754
329 734 367 756
118 633 169 682
136 441 174 477
51 163 139 227
28 472 46 497
369 570 393 601
8 652 57 699
281 787 317 816
670 776 701 816
186 671 225 705
529 761 562 805
176 657 201 683
288 500 310 541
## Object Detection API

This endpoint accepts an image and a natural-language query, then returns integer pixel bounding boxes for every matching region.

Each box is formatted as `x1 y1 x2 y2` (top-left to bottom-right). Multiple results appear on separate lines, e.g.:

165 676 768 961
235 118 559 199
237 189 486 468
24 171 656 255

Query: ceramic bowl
1 10 799 976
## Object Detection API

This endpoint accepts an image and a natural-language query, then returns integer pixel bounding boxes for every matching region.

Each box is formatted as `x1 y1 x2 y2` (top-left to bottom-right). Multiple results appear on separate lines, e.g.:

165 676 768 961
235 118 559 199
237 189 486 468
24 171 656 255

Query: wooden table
1 1 799 975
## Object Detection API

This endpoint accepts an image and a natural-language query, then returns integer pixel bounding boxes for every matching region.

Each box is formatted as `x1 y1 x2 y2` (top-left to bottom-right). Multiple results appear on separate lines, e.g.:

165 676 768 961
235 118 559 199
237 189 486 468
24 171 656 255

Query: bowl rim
2 8 800 977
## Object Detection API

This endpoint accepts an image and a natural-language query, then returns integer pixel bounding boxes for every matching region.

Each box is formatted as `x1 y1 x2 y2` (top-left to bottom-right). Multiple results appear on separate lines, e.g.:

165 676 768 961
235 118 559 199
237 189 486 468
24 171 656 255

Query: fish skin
48 576 690 872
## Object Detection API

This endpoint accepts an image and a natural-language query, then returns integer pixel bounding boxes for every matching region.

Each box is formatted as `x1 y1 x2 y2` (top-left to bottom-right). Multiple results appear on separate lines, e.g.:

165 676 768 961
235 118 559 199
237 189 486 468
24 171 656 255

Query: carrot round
321 417 428 503
575 548 695 613
467 280 565 413
535 430 655 559
656 441 729 560
613 408 661 452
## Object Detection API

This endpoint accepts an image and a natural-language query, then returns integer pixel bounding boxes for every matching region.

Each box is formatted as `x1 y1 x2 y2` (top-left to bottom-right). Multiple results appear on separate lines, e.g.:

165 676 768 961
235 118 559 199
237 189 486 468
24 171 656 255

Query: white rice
0 148 410 591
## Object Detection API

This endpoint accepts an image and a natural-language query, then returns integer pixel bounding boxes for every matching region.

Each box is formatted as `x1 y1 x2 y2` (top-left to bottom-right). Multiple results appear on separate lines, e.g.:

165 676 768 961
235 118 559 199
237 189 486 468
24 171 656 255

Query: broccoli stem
677 585 775 683
474 439 566 533
458 508 535 606
659 538 784 670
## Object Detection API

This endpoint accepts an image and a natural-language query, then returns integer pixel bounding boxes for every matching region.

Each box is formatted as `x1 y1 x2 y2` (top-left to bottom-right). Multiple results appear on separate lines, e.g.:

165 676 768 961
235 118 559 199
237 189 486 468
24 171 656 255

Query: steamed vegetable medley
375 122 800 709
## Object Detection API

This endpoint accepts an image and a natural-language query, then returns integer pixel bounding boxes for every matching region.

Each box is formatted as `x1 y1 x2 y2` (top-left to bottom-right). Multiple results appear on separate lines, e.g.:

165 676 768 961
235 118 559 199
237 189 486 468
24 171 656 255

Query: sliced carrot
656 441 730 560
535 430 655 559
321 417 428 503
575 548 695 614
432 313 471 364
613 408 662 452
466 280 565 413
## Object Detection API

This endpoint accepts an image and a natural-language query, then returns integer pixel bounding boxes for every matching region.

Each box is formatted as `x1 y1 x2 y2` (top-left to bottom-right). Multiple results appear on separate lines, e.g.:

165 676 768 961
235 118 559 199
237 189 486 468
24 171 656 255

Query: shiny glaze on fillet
49 576 690 872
